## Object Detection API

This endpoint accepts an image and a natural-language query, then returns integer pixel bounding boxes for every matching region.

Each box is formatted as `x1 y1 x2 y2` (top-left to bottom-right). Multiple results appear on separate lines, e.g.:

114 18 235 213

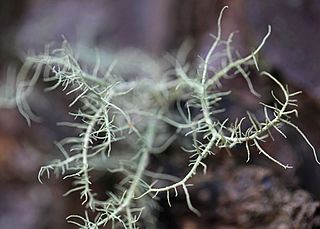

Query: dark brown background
0 1 320 228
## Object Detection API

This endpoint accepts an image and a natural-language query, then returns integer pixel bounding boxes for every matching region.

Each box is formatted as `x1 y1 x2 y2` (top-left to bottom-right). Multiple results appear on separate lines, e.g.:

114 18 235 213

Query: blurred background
0 0 320 228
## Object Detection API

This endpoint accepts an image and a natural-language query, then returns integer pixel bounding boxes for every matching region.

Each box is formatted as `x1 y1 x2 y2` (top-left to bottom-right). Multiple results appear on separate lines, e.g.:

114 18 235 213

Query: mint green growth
1 6 318 229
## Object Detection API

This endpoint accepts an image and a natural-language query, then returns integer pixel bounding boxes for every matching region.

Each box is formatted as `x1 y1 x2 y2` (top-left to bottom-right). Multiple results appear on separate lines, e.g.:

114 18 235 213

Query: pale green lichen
2 6 319 229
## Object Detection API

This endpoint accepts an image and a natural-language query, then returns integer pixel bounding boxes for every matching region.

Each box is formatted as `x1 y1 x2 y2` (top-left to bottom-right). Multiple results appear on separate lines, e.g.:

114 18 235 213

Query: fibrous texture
2 6 318 228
